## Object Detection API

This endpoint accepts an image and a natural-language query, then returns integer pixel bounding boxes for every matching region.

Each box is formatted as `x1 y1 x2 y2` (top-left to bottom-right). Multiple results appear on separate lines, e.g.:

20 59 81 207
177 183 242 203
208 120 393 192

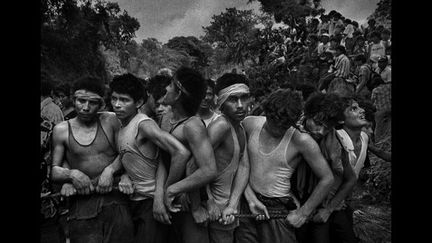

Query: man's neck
263 121 287 139
343 126 362 144
197 107 213 119
223 113 241 128
120 111 138 127
140 103 154 117
74 116 99 128
171 104 189 122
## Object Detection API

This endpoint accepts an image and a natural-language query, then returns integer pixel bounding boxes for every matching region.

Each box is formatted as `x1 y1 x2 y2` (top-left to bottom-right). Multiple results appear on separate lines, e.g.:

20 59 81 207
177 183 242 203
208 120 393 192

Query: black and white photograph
40 0 392 242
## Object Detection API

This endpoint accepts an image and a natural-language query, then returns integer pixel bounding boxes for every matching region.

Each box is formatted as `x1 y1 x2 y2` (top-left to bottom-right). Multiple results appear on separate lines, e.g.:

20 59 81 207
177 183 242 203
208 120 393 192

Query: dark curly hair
174 66 206 116
215 73 249 95
110 73 147 103
262 89 303 130
304 92 345 128
147 74 172 101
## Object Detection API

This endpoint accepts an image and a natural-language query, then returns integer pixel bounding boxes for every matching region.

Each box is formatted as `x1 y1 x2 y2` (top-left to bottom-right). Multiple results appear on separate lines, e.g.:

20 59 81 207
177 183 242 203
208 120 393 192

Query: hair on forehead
215 73 249 94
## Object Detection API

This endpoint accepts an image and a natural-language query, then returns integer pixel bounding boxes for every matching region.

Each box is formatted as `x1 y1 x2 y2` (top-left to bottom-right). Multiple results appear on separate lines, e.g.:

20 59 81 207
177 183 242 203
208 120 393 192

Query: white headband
216 83 250 109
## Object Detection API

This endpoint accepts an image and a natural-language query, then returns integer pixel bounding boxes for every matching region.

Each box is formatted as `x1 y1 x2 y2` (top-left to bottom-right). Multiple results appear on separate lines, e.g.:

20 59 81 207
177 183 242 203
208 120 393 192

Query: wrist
298 207 312 217
103 166 115 175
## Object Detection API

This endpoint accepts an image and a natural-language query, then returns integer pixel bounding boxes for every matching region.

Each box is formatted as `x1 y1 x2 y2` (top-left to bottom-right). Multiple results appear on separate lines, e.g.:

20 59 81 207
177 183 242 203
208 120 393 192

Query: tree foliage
41 0 140 84
166 36 213 72
203 8 259 65
368 0 391 29
248 0 323 24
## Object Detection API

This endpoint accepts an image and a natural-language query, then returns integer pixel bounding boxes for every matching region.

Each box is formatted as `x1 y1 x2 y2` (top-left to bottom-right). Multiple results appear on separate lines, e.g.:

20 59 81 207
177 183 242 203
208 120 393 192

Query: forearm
155 160 168 201
244 183 259 204
227 162 250 208
104 156 123 175
326 179 356 211
165 153 189 188
298 174 333 216
167 166 215 197
51 165 73 182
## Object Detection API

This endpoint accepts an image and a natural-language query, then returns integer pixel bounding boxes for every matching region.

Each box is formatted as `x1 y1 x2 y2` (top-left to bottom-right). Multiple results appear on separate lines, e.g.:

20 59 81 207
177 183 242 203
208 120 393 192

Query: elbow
204 162 218 182
322 173 335 188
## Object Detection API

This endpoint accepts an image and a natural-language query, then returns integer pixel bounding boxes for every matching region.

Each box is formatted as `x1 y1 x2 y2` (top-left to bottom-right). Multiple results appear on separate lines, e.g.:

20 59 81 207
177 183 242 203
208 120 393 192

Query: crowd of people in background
41 9 391 243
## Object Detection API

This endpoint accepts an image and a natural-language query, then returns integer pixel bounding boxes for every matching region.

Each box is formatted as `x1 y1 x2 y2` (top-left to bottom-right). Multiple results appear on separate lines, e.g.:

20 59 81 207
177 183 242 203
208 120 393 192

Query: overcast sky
112 0 379 43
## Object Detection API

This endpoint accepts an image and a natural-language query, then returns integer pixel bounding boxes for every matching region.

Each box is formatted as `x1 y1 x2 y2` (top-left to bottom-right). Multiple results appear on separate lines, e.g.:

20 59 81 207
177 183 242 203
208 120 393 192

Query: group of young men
40 62 385 243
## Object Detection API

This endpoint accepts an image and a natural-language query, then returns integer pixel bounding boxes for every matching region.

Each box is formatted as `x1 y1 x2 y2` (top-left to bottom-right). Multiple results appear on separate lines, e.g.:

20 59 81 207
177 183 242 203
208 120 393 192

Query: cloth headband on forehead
74 89 104 103
216 83 250 109
173 78 191 97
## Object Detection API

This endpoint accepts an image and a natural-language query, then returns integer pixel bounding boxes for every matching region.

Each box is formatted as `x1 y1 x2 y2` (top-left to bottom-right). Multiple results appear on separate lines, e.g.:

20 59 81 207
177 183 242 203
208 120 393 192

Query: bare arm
296 133 334 217
51 123 73 182
166 118 217 198
325 155 356 211
227 143 250 209
138 120 190 187
51 123 94 194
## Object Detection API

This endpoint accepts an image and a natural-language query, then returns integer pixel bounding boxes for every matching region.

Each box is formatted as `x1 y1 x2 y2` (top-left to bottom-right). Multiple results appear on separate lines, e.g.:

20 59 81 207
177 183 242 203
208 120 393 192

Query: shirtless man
293 92 358 243
206 73 251 243
159 66 217 243
236 89 334 243
197 79 219 127
51 77 134 243
109 73 190 243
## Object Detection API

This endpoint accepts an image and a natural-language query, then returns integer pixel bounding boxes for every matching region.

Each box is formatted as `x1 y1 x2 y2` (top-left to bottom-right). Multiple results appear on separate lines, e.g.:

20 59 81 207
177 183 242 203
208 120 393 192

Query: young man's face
53 92 67 109
155 96 170 120
200 87 215 110
343 101 368 129
74 91 102 122
221 92 250 122
162 80 180 106
305 115 332 141
111 91 141 120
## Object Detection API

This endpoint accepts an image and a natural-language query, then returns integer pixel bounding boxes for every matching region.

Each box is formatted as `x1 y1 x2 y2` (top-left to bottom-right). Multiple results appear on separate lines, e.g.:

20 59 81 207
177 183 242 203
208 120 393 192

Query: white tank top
248 117 296 198
117 113 159 201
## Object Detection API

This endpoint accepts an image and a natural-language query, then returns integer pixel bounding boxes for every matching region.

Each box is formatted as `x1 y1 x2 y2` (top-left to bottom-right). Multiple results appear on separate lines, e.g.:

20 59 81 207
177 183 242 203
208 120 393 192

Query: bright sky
111 0 379 44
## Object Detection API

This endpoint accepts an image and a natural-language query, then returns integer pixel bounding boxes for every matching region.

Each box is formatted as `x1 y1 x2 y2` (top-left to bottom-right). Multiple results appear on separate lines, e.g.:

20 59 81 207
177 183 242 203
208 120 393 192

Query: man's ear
338 120 345 125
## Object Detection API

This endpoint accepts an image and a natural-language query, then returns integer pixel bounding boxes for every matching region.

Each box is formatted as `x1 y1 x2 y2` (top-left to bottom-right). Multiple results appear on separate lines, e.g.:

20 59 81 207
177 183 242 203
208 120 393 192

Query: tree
203 8 258 65
368 0 391 29
166 36 213 72
41 0 140 83
248 0 323 23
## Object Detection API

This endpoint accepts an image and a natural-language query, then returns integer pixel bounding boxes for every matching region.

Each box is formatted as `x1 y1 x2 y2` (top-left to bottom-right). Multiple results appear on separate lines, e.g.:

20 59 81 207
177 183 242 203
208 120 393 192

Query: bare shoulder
291 128 319 151
98 111 118 122
183 116 208 141
138 117 159 133
208 115 231 133
184 116 206 131
241 116 263 133
99 111 121 128
52 120 69 140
